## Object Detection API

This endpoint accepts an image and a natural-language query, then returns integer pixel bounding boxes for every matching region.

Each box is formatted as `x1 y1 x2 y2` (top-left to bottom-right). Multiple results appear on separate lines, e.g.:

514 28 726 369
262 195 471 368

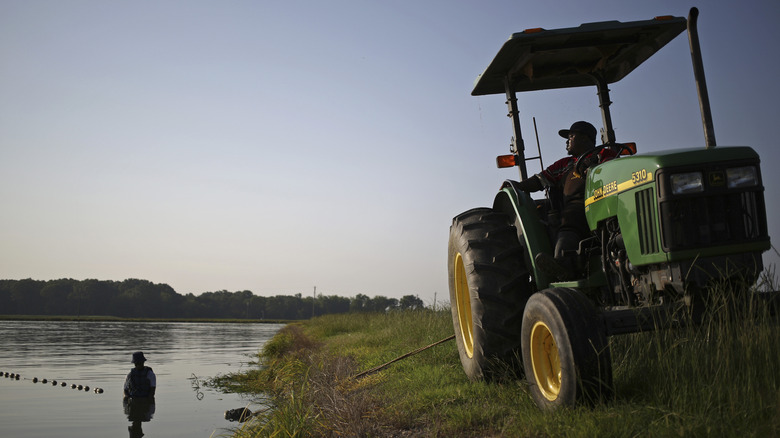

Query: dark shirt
537 149 616 235
124 366 156 397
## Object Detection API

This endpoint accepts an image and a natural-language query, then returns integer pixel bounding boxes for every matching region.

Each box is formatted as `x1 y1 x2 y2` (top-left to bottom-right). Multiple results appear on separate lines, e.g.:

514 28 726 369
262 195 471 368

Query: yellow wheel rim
529 321 561 401
454 252 474 358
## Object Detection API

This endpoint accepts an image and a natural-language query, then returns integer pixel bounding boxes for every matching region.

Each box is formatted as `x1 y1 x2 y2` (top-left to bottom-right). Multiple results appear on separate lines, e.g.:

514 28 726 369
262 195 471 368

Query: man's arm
147 368 157 398
516 175 544 192
123 373 131 397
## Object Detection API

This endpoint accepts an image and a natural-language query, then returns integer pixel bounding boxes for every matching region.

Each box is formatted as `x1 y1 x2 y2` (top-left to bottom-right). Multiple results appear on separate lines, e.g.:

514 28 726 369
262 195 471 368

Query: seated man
516 121 616 280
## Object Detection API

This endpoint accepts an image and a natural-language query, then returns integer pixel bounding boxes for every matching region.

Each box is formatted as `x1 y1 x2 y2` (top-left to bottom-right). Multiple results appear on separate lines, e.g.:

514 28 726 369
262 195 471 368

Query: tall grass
219 283 779 437
609 277 780 436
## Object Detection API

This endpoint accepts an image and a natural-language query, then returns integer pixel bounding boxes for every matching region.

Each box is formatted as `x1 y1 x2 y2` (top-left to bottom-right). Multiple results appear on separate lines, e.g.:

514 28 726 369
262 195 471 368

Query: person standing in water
123 351 156 399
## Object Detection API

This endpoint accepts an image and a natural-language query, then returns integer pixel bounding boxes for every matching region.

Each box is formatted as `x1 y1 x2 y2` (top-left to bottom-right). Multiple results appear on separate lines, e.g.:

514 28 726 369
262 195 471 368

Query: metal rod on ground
352 335 455 380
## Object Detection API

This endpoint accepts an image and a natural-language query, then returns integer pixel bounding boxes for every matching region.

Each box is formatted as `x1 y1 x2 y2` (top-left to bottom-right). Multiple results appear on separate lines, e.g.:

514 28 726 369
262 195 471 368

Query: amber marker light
496 155 517 168
523 27 544 34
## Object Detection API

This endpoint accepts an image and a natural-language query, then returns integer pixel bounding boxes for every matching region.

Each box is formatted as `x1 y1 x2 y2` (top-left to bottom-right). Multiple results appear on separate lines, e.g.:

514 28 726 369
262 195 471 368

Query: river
0 320 284 438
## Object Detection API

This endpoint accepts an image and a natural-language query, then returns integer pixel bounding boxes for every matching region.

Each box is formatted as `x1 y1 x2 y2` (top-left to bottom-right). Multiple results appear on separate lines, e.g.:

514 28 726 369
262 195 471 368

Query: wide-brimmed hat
131 351 147 363
558 121 597 142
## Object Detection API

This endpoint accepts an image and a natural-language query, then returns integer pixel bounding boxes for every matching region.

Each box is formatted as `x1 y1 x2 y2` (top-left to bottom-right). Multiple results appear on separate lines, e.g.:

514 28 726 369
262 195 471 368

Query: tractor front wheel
521 287 613 409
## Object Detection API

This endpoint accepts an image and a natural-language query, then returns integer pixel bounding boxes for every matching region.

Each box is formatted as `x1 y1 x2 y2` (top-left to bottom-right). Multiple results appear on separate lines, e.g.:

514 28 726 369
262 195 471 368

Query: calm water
0 320 284 438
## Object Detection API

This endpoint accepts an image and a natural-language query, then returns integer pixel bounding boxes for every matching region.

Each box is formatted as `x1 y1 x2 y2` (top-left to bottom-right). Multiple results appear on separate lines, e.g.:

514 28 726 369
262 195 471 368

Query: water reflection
189 373 206 400
123 397 155 438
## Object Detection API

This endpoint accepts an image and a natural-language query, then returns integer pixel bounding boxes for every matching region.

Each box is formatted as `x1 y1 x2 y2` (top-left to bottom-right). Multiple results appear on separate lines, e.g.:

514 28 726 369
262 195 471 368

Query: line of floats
2 370 104 394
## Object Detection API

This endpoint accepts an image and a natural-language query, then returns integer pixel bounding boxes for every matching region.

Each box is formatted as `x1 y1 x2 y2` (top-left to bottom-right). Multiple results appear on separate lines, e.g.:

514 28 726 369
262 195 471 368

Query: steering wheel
574 144 609 176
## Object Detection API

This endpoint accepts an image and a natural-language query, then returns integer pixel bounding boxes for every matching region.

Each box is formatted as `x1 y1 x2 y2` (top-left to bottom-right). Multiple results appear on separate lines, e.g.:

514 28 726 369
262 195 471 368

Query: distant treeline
0 278 426 320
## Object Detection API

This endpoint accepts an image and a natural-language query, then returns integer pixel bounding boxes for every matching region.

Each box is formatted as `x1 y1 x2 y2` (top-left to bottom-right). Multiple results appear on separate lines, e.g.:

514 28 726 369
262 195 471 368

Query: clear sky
2 1 779 305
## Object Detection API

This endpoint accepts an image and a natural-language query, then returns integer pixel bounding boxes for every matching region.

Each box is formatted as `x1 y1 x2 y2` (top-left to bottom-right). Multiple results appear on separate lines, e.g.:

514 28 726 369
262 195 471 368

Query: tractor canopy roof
472 15 687 96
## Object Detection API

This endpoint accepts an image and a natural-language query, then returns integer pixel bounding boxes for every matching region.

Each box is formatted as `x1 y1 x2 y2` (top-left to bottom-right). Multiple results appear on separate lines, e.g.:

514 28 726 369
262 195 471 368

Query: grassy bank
215 294 780 437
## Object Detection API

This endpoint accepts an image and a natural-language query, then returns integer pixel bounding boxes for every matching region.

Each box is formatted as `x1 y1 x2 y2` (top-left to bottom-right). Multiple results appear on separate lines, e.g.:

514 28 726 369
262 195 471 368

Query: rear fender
493 180 554 289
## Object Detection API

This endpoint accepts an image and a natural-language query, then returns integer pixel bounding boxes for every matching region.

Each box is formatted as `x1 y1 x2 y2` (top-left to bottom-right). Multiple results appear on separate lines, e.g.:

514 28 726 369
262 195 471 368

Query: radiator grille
636 188 658 254
659 191 767 251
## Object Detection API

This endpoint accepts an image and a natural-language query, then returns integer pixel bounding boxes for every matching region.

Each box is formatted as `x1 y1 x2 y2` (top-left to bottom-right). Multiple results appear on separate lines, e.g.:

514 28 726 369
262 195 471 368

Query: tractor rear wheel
448 207 533 380
521 287 613 409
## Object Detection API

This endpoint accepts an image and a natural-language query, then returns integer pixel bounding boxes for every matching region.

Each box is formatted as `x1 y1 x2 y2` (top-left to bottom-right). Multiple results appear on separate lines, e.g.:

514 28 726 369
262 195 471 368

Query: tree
366 295 398 313
70 279 120 316
10 279 43 314
40 279 76 315
399 295 424 310
350 294 370 312
318 295 350 315
0 278 430 319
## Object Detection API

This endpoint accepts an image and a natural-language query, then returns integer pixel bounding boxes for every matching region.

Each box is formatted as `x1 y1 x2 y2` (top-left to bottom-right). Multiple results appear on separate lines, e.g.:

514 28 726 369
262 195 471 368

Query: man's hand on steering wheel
574 144 610 176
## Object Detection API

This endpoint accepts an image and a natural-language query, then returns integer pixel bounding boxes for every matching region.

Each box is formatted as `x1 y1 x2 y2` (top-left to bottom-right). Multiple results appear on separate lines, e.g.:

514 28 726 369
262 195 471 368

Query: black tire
521 287 613 409
448 207 534 380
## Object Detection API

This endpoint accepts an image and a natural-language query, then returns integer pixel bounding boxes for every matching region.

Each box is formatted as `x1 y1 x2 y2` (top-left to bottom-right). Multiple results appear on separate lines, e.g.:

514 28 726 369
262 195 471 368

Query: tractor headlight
670 172 703 195
727 166 758 189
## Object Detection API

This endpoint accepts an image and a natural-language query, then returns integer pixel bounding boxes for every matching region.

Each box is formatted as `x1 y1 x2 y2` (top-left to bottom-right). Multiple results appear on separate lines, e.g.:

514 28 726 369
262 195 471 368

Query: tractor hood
472 15 687 96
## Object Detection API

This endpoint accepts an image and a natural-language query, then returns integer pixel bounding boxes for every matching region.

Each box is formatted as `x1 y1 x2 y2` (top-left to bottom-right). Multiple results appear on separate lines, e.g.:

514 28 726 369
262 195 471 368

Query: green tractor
448 8 772 410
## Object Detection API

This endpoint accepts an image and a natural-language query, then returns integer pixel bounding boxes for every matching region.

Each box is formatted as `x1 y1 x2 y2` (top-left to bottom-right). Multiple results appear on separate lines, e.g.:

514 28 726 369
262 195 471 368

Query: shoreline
0 315 291 324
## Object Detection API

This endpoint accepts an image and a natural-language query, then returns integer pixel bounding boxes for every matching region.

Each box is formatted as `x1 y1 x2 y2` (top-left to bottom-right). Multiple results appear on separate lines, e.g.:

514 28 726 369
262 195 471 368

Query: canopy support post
504 76 529 180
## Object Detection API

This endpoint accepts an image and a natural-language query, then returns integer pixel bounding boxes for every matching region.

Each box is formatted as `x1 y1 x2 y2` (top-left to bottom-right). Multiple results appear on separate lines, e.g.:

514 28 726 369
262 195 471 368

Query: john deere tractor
448 8 772 410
